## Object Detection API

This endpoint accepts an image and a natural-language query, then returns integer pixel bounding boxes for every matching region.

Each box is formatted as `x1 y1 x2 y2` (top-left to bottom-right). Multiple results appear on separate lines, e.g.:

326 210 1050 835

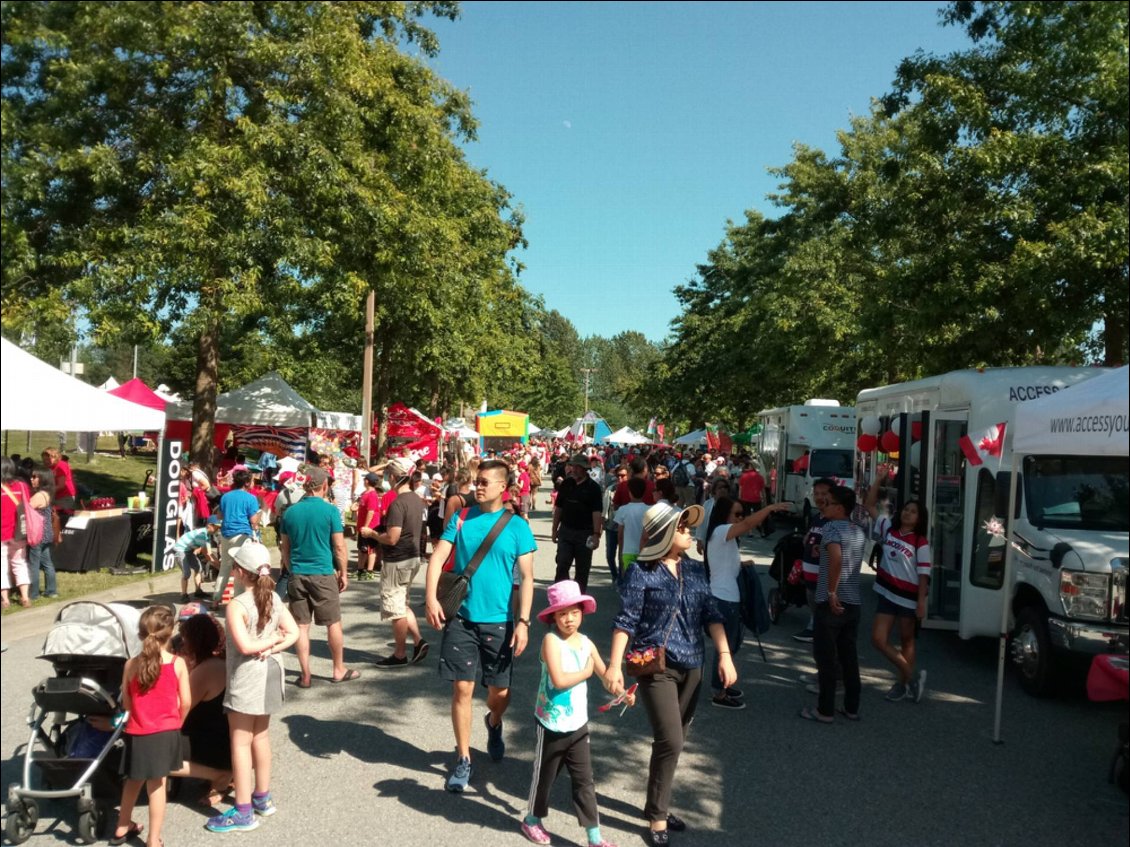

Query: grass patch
4 431 164 614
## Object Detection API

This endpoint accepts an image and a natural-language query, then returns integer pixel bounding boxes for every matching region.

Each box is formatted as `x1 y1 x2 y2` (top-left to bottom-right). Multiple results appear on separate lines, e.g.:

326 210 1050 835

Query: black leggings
526 722 599 828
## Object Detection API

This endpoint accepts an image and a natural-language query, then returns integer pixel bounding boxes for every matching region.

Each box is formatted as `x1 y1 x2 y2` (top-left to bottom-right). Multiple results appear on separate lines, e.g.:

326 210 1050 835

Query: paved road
2 508 1127 847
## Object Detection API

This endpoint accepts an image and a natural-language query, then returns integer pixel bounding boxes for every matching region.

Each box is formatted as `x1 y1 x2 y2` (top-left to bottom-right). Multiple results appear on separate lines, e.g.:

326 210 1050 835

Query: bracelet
719 651 731 655
516 618 530 626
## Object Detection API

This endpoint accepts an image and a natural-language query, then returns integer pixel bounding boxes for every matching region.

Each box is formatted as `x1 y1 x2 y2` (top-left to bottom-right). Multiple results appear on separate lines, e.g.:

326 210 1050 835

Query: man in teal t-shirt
280 467 359 687
425 459 536 794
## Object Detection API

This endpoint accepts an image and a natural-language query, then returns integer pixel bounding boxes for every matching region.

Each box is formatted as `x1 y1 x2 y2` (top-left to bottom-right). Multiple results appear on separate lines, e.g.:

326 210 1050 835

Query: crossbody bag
624 563 683 677
436 510 514 621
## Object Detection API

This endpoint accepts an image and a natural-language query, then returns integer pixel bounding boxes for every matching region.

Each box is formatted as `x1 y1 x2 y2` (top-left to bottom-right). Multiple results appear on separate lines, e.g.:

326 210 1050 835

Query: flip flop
109 821 143 845
330 669 361 684
837 708 861 721
295 677 312 689
798 707 833 724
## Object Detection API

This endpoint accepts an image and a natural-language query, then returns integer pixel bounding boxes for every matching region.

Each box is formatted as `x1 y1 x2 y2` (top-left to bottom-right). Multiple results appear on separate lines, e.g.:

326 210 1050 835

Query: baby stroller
5 601 142 845
767 531 808 624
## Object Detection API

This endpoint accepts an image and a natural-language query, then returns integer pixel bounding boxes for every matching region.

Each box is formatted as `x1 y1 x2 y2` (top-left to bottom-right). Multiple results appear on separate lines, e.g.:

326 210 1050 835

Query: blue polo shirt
441 506 537 624
219 489 259 538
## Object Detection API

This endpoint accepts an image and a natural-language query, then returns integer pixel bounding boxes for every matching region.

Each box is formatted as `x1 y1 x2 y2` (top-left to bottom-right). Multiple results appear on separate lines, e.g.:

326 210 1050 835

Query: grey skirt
123 729 185 781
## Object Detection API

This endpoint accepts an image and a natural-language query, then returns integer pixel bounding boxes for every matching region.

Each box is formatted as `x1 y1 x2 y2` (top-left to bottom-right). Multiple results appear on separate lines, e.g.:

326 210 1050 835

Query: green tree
2 1 530 466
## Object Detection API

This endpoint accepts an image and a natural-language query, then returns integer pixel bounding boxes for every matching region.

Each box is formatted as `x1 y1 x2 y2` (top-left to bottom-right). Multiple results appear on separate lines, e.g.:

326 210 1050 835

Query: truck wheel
1012 606 1056 697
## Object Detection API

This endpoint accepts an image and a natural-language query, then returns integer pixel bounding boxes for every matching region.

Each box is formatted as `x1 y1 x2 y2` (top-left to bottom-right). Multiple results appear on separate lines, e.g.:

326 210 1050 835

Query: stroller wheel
76 802 106 845
4 797 37 844
768 587 783 624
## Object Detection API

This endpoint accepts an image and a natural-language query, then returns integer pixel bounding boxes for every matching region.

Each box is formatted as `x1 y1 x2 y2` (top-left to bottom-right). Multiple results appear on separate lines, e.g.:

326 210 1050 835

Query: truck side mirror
1049 542 1072 569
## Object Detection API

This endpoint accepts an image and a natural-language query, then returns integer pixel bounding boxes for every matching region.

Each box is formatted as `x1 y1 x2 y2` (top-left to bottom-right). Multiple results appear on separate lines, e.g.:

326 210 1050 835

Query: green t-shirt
280 496 343 576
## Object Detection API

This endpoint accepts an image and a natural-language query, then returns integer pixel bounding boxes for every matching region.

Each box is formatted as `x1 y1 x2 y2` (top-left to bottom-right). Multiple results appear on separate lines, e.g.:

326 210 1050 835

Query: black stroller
5 601 142 845
767 531 808 624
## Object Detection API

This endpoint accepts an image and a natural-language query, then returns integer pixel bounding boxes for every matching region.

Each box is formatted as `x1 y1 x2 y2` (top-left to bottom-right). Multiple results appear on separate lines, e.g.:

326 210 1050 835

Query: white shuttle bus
855 367 1128 695
757 400 856 525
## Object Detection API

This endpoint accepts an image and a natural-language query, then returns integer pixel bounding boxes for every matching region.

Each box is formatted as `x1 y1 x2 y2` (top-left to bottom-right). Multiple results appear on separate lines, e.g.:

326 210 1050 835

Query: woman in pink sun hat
520 580 627 847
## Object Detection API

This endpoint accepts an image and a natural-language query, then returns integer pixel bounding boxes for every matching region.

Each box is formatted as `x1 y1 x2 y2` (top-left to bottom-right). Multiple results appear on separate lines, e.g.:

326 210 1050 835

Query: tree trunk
190 315 221 473
1103 287 1127 366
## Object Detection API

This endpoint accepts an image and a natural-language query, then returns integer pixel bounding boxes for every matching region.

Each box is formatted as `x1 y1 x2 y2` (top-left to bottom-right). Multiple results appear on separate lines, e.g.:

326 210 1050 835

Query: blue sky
425 2 973 343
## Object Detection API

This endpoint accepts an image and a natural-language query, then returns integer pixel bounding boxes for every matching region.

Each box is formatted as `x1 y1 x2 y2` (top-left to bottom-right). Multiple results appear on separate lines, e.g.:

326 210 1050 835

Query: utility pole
581 368 598 414
360 290 375 468
133 344 139 379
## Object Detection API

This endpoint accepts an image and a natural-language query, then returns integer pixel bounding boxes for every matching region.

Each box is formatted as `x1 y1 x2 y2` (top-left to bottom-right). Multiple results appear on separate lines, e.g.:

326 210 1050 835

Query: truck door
924 412 970 628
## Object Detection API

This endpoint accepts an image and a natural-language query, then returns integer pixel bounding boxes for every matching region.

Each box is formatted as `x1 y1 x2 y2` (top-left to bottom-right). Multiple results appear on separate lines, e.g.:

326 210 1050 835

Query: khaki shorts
287 572 342 626
380 557 421 620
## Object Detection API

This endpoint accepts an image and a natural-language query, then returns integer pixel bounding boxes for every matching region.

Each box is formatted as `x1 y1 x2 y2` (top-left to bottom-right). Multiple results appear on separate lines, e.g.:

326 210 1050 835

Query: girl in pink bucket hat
520 580 627 847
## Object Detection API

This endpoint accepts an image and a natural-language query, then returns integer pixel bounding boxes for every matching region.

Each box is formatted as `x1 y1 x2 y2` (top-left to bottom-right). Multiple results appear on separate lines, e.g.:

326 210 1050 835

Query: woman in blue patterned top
605 503 735 847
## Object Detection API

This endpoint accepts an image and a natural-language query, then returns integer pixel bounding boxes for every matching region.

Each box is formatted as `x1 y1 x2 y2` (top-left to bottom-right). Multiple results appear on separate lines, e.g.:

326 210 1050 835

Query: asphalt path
2 507 1127 847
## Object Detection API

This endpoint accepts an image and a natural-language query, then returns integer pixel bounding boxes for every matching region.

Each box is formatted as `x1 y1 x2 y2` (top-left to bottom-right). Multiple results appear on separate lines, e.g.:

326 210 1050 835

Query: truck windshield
810 449 854 480
1023 456 1130 532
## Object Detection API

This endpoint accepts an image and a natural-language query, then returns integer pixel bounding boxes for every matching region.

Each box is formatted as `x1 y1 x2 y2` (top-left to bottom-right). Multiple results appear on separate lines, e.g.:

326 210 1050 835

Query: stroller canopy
40 602 143 663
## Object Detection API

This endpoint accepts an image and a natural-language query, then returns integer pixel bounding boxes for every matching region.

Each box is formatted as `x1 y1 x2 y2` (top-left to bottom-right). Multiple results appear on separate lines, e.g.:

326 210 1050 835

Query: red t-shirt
518 472 531 497
612 477 657 509
357 489 382 531
379 489 399 517
1 480 30 542
738 470 765 503
53 460 76 499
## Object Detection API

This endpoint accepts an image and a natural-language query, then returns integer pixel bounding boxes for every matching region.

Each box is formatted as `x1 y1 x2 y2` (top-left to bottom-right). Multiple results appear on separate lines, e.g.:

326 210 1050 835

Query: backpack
673 461 690 487
2 482 43 546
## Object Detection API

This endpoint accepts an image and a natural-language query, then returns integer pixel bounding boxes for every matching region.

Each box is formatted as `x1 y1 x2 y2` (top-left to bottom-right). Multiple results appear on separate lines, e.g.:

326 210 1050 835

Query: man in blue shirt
214 470 260 604
425 459 536 794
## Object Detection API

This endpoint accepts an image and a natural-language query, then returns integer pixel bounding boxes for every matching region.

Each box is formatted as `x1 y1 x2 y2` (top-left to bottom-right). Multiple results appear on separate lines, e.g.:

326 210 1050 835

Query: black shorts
438 617 514 688
357 536 380 555
287 573 342 626
875 593 918 619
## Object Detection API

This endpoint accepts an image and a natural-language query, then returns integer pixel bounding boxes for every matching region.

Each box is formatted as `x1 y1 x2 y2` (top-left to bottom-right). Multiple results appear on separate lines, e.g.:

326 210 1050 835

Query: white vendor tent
992 366 1128 741
165 371 318 428
316 411 362 431
674 428 707 446
0 338 166 432
603 426 653 445
98 376 120 391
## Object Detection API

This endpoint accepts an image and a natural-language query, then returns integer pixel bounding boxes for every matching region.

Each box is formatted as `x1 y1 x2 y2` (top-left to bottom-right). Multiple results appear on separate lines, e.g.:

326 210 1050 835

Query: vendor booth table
55 510 155 573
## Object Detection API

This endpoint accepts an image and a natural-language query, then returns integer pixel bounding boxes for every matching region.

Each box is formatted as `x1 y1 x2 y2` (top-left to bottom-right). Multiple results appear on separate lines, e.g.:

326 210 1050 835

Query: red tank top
125 661 181 735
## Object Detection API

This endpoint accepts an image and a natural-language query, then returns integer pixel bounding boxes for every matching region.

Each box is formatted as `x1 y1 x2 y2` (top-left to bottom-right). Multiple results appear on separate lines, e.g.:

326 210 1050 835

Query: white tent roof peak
165 371 318 428
0 338 166 432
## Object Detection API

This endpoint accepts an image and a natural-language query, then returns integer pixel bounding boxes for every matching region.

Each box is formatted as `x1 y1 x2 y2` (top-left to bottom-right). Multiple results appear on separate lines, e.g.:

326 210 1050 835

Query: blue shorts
875 593 917 619
439 617 514 688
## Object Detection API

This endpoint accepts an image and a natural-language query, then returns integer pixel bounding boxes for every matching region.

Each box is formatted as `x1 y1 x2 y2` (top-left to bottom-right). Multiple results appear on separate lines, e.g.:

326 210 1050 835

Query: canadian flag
959 422 1006 466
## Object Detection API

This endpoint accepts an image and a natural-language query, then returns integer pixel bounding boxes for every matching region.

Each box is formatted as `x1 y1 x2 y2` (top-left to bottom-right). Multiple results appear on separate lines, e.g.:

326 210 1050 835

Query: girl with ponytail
112 605 191 846
206 542 297 834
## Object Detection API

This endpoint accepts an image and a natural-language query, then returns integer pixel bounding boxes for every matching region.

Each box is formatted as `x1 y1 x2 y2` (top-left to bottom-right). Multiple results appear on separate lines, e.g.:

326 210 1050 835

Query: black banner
151 436 185 573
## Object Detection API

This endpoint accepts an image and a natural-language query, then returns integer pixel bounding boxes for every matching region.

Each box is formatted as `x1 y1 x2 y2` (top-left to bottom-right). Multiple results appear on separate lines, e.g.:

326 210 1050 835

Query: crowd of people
3 435 925 847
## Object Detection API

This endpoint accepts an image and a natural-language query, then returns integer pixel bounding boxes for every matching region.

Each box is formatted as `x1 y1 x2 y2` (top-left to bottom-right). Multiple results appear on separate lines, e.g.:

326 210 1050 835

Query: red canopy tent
107 378 167 411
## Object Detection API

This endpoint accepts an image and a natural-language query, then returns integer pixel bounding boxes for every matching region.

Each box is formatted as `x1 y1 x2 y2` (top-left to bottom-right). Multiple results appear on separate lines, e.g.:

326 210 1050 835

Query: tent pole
360 290 375 468
992 454 1021 744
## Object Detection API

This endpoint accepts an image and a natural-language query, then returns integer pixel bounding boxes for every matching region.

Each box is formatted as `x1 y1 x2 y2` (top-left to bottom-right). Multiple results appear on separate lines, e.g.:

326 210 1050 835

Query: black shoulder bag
436 511 514 621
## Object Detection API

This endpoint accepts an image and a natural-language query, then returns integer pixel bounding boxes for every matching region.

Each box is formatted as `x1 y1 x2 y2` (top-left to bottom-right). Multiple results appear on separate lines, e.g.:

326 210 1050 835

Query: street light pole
581 368 598 414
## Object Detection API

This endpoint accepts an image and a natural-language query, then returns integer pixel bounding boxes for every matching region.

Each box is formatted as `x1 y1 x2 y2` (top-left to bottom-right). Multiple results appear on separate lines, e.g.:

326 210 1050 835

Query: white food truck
855 367 1128 695
757 400 856 525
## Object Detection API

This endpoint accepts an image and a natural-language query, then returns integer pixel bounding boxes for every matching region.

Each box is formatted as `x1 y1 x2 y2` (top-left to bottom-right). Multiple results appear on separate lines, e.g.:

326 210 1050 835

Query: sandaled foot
331 668 361 683
798 706 834 724
108 821 143 845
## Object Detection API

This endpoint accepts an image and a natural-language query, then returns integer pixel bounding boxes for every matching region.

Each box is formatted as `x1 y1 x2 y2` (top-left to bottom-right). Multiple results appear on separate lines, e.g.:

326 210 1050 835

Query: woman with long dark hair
27 467 58 599
864 470 932 703
605 503 735 846
1 456 33 608
702 495 791 710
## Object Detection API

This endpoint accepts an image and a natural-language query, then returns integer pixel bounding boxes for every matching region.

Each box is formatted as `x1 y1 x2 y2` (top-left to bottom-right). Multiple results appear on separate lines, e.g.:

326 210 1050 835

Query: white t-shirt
614 501 649 556
706 523 741 602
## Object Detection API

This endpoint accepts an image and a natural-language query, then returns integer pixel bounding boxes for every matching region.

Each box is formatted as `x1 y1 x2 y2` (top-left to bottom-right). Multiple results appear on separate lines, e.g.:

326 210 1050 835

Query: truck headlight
1059 571 1110 621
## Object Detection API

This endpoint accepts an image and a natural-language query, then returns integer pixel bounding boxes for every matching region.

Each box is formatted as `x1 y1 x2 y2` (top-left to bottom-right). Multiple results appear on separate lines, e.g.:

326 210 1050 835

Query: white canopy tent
98 376 120 391
165 371 318 428
603 426 653 445
674 428 707 446
1 338 166 432
992 366 1129 742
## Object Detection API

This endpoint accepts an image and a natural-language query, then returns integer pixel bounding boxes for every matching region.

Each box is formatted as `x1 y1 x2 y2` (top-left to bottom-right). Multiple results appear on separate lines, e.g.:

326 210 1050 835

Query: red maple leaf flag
959 422 1007 467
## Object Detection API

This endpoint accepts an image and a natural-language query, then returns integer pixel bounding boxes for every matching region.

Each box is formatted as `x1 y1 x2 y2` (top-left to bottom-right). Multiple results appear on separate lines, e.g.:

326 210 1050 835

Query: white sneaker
911 670 927 703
